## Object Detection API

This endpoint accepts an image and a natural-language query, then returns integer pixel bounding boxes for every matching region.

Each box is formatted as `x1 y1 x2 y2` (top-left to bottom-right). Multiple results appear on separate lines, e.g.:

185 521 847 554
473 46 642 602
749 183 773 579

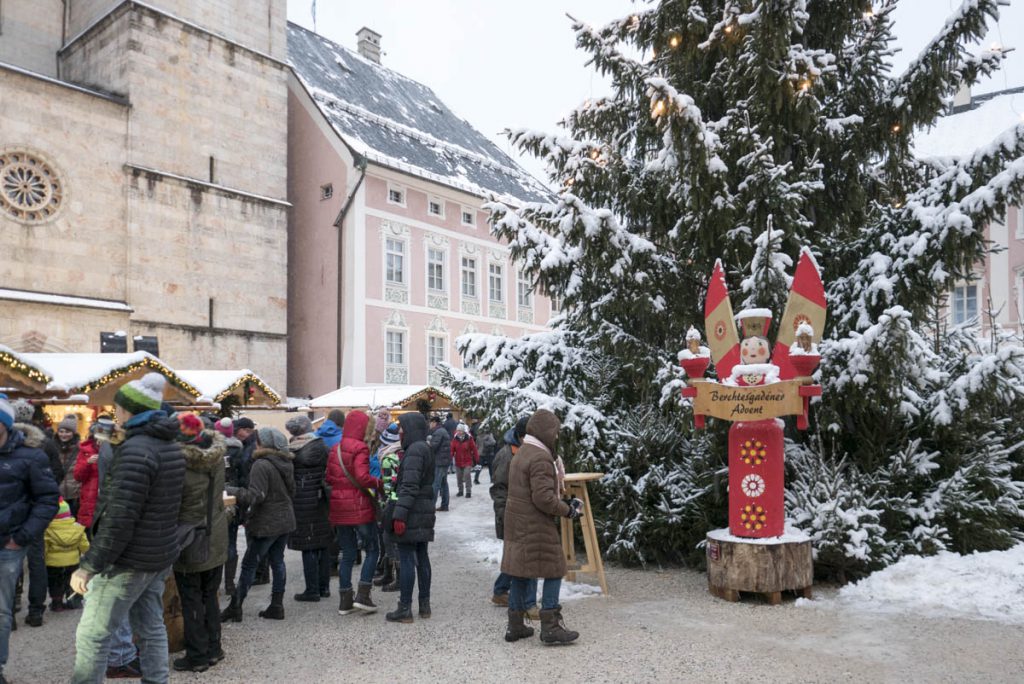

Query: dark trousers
26 535 46 614
236 533 287 602
397 541 431 606
46 564 76 602
174 567 223 666
300 549 330 595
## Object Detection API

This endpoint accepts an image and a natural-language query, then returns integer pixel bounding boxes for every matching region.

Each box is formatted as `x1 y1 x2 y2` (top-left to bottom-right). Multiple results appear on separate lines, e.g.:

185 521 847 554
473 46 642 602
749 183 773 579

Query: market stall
0 344 52 394
309 384 455 415
177 369 282 408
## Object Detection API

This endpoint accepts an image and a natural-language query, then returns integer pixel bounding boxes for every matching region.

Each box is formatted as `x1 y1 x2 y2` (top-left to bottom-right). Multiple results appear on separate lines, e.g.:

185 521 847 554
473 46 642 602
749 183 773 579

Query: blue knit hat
0 394 14 431
380 422 400 445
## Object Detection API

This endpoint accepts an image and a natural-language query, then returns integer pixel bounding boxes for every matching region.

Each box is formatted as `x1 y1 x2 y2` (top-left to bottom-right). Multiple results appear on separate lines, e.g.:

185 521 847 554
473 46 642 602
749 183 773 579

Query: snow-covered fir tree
444 0 1024 578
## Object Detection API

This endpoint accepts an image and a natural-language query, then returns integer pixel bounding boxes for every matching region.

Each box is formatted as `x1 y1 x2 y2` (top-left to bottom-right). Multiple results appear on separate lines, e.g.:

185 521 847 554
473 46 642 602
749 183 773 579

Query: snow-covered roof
287 22 550 205
309 384 452 410
19 352 200 403
176 369 282 406
0 288 133 312
914 86 1024 159
0 344 52 393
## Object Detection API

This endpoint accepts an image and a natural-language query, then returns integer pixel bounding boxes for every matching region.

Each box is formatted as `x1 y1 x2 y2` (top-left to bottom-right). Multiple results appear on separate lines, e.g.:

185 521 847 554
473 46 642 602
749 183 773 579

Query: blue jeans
235 532 288 602
494 573 537 608
510 576 560 612
0 546 28 676
107 615 137 667
71 566 170 684
397 541 431 606
432 465 449 508
336 524 379 591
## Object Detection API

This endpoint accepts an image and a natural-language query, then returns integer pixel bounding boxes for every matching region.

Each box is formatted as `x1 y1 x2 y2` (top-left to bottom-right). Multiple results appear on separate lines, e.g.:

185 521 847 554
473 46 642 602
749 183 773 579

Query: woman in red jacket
326 410 381 616
73 430 101 532
450 424 479 498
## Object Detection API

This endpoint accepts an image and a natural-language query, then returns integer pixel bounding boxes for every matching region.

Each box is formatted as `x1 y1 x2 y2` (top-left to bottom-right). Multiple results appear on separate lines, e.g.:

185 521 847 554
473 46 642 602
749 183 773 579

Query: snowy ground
6 472 1024 682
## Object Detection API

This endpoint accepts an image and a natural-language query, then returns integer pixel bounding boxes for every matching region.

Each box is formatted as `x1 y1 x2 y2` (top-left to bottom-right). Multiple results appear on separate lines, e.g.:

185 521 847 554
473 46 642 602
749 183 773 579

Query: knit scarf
522 434 566 495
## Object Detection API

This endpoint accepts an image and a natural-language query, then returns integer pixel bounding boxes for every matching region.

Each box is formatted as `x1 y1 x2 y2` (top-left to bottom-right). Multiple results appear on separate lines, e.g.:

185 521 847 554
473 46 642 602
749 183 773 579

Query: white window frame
461 256 478 299
951 282 979 326
461 206 476 227
385 237 406 285
427 333 447 369
427 246 446 292
428 196 445 219
517 270 532 308
385 329 406 366
387 183 406 207
488 263 504 303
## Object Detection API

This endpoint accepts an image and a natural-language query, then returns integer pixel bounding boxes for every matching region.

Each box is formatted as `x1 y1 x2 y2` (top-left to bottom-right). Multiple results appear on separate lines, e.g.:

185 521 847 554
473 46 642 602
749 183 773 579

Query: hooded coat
500 410 571 579
489 425 523 540
174 431 229 574
315 419 344 450
0 425 60 549
44 516 89 567
73 437 100 528
57 432 81 502
427 425 451 467
326 412 381 527
232 446 296 539
391 413 436 544
81 411 186 575
288 433 332 550
450 433 479 469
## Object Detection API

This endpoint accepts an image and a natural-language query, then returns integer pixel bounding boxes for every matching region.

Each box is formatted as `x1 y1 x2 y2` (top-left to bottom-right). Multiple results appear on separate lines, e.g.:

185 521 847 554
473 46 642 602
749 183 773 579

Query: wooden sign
692 380 805 421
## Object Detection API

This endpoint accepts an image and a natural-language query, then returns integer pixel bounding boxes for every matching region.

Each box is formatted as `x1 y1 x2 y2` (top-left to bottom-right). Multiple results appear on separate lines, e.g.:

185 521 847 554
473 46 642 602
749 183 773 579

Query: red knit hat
176 413 204 443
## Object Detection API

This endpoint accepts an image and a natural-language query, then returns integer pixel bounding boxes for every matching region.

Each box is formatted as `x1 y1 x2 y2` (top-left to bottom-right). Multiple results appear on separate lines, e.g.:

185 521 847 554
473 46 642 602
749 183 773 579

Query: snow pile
832 545 1024 624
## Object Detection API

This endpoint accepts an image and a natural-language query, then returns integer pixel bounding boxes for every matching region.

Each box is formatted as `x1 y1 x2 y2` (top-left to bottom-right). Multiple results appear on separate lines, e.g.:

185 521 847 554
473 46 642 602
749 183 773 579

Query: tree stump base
706 528 812 605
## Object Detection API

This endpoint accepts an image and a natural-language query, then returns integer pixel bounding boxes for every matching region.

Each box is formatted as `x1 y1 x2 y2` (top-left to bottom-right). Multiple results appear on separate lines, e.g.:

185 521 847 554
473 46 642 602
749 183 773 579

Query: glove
564 497 583 520
393 519 407 536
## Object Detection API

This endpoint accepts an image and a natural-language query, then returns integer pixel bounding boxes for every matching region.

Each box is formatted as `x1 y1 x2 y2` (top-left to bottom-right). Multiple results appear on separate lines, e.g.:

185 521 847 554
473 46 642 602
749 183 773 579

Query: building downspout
332 156 367 388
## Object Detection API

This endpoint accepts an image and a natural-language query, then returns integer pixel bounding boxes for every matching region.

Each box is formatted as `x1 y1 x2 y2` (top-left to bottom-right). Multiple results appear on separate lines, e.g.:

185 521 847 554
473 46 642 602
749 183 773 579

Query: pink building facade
917 87 1024 337
286 25 552 397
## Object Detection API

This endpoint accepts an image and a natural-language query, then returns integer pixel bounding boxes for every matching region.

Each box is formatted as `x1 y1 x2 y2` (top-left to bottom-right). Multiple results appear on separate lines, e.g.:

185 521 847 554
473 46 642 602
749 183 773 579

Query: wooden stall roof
177 370 282 407
0 344 52 394
309 384 454 411
15 352 200 405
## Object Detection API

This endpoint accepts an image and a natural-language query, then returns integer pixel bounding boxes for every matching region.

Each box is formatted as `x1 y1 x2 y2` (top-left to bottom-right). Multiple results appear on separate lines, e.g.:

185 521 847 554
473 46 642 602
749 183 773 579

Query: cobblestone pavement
7 474 1024 683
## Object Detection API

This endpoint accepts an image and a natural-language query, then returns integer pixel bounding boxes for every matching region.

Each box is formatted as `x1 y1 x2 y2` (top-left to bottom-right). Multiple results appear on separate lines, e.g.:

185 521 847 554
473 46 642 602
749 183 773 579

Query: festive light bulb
589 148 601 160
863 8 874 19
798 79 812 92
891 123 901 133
724 25 734 34
669 34 681 49
651 99 667 118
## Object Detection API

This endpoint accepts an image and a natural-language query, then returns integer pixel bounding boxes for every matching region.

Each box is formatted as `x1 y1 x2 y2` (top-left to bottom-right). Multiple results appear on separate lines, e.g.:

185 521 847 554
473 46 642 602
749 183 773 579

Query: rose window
739 439 767 465
0 151 63 223
740 504 767 532
741 473 766 498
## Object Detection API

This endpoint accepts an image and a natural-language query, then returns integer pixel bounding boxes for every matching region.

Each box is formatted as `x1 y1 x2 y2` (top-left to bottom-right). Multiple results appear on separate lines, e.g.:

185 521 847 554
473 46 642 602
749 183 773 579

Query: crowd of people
0 377 585 683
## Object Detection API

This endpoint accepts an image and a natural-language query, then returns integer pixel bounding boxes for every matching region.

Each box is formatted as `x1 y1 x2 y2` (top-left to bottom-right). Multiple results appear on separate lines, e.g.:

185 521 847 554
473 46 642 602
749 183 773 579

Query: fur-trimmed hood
13 422 46 449
181 430 226 472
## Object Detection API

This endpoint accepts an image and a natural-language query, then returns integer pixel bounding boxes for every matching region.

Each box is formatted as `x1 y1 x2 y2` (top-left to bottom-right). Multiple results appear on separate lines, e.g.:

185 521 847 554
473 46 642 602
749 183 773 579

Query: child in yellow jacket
44 498 90 611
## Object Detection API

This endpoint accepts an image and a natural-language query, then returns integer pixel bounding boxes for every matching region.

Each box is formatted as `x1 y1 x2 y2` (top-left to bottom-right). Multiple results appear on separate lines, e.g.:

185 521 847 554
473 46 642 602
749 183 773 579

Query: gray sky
288 0 1024 183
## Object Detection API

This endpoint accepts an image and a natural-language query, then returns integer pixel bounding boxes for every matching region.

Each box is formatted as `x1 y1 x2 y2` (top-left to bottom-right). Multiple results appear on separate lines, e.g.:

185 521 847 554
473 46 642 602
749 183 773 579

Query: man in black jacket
427 417 451 512
0 394 59 684
70 374 185 684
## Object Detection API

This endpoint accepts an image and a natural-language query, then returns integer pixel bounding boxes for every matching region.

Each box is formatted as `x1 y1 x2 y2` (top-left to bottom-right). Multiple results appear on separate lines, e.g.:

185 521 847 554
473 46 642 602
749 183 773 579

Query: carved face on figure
740 336 770 365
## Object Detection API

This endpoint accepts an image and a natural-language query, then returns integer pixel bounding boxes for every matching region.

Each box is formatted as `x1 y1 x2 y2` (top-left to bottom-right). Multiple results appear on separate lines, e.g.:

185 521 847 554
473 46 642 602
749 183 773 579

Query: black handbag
177 474 215 566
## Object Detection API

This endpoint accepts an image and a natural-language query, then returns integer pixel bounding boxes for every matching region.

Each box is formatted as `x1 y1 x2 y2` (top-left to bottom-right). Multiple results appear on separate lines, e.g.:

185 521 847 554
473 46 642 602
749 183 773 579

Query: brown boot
539 608 579 645
504 610 535 642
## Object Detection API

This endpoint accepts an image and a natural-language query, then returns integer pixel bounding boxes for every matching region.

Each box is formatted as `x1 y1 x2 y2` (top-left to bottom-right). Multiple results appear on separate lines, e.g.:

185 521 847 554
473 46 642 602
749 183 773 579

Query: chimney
356 27 382 64
953 83 972 110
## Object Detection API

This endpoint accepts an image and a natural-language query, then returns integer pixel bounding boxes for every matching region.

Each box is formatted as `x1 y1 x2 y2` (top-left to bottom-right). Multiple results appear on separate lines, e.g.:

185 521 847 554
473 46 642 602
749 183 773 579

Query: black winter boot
223 557 237 596
220 593 243 623
353 582 377 613
418 599 431 619
337 588 355 615
372 555 387 582
293 590 320 602
539 608 579 644
374 559 395 587
258 592 285 620
385 602 413 623
382 562 400 592
504 610 535 642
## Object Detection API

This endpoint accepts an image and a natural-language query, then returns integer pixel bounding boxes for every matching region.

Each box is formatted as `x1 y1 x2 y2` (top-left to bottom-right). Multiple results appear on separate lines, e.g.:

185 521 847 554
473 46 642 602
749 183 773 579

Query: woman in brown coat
500 408 581 644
